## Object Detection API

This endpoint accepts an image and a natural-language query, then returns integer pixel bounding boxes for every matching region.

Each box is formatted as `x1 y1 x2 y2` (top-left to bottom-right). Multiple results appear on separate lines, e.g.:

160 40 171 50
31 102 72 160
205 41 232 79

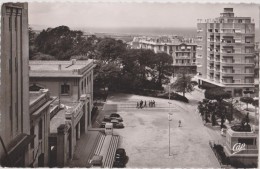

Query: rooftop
29 59 95 78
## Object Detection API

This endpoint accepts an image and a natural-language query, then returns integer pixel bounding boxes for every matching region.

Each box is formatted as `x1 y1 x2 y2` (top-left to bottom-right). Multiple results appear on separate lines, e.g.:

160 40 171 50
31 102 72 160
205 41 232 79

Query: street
101 90 222 168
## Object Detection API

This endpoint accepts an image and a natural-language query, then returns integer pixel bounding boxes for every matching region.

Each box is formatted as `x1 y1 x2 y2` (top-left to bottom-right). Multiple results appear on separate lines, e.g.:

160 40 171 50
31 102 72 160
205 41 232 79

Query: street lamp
168 112 172 156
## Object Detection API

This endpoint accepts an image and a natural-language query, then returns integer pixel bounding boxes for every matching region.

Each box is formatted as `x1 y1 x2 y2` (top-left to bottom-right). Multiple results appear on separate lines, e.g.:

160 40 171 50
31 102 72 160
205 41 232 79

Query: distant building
196 8 255 96
135 36 197 75
0 3 34 167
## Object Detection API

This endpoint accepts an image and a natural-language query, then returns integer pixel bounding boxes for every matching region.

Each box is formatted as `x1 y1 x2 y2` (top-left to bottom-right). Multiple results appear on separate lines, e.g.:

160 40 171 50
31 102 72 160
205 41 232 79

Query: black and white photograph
0 0 259 168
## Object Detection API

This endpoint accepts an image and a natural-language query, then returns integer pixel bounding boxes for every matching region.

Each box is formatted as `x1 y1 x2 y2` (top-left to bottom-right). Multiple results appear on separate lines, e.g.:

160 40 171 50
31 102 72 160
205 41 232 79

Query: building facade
29 60 95 167
0 3 34 167
196 8 255 96
29 59 95 126
29 89 55 167
138 37 197 75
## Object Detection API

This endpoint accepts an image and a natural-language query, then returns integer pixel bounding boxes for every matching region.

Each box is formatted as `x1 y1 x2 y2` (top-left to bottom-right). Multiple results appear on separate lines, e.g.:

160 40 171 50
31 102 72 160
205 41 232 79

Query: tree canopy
32 26 100 60
29 26 175 91
240 97 254 110
204 88 231 101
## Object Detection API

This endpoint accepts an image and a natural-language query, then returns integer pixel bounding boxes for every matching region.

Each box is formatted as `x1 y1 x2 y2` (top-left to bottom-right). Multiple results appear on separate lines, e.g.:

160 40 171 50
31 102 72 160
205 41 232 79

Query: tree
94 60 121 91
154 52 173 87
171 72 194 97
96 38 126 62
198 99 211 123
204 88 231 126
240 97 254 110
205 88 231 101
29 27 37 59
34 26 97 60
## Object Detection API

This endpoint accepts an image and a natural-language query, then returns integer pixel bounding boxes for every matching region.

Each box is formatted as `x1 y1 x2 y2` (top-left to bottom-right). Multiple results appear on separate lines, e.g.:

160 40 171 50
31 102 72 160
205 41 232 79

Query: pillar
77 122 80 140
80 94 89 132
56 124 68 167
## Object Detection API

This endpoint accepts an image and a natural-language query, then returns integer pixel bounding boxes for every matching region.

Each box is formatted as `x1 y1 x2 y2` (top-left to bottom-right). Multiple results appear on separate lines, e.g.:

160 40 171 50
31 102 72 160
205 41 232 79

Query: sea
82 27 260 43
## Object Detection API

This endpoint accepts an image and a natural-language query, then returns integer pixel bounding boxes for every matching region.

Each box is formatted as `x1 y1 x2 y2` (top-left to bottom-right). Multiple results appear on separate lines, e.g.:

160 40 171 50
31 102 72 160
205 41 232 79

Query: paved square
105 92 222 168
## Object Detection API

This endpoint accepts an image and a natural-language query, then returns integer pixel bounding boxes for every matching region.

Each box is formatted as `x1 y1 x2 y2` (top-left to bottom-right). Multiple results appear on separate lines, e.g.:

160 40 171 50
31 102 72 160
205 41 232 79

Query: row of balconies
208 57 255 65
222 79 254 84
207 67 254 74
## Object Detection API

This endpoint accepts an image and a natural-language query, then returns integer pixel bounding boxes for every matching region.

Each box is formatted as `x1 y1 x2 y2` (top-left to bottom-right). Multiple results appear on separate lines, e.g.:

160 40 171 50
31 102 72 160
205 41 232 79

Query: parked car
111 119 124 128
113 148 127 168
104 113 123 122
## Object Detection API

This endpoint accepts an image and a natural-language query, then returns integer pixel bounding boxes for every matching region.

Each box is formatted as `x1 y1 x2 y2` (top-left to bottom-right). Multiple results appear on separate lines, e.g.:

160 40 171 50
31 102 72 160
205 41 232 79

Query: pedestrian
178 120 181 127
140 100 143 109
144 100 147 107
153 100 156 107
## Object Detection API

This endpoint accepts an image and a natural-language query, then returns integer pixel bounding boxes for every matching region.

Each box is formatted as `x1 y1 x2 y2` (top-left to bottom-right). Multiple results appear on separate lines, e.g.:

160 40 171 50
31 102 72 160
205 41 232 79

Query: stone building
0 3 34 167
196 8 255 96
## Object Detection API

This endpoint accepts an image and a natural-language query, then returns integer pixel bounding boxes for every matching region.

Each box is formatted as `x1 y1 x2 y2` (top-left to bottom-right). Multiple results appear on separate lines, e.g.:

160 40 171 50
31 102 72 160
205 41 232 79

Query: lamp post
168 83 173 156
168 112 172 156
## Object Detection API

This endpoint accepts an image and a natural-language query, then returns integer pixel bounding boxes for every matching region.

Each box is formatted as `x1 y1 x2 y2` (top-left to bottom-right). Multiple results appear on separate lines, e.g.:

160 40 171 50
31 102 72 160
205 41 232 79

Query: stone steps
87 132 102 165
103 135 120 168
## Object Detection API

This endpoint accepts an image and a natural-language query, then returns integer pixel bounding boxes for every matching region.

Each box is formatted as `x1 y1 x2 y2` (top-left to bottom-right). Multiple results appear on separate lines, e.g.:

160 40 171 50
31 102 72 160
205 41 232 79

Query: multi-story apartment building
0 3 34 167
138 36 197 75
197 8 255 96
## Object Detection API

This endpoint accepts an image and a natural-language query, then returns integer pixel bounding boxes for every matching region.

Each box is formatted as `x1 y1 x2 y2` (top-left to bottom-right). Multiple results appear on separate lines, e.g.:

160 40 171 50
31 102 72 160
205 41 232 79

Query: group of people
136 100 156 109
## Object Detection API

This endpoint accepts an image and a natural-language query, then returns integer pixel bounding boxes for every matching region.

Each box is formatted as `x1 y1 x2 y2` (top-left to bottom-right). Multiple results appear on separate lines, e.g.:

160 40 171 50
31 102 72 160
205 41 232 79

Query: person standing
140 100 143 109
144 100 147 107
178 120 181 127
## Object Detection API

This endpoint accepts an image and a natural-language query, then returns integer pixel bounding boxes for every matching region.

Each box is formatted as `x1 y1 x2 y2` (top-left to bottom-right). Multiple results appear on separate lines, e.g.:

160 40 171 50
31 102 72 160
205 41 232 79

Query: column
77 122 80 140
57 124 68 167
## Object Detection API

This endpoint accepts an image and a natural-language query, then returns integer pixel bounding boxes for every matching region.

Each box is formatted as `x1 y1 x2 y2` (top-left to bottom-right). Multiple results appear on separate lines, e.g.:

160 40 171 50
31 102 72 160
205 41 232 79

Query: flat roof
29 59 95 78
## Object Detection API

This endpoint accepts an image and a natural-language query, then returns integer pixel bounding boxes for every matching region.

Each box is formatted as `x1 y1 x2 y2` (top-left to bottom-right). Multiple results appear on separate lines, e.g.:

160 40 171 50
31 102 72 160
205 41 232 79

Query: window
61 83 70 95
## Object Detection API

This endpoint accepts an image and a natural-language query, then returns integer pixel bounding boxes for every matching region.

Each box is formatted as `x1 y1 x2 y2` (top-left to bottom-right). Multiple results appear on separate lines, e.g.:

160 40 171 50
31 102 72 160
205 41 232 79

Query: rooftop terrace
29 59 94 78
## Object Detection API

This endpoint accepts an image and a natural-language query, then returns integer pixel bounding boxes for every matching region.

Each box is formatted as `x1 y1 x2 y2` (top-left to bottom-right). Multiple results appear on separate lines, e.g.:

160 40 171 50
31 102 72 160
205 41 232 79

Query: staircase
102 135 120 168
87 132 106 164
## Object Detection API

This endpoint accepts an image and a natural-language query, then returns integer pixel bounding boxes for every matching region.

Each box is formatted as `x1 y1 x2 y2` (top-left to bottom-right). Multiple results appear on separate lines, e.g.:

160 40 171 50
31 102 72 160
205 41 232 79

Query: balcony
222 79 254 85
215 58 220 62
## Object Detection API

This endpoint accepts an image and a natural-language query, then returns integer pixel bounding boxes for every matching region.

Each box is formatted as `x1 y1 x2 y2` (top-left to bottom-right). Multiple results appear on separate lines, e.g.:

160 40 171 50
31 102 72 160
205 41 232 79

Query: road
101 90 223 168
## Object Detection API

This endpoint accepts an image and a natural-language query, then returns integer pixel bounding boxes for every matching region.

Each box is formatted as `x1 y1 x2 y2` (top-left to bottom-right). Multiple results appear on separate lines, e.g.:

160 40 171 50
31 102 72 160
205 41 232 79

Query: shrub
231 124 251 132
159 92 189 103
213 144 230 165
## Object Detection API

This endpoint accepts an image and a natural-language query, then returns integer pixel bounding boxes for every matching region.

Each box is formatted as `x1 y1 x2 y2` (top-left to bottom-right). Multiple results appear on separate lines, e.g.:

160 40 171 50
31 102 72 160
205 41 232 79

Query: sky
28 2 260 29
